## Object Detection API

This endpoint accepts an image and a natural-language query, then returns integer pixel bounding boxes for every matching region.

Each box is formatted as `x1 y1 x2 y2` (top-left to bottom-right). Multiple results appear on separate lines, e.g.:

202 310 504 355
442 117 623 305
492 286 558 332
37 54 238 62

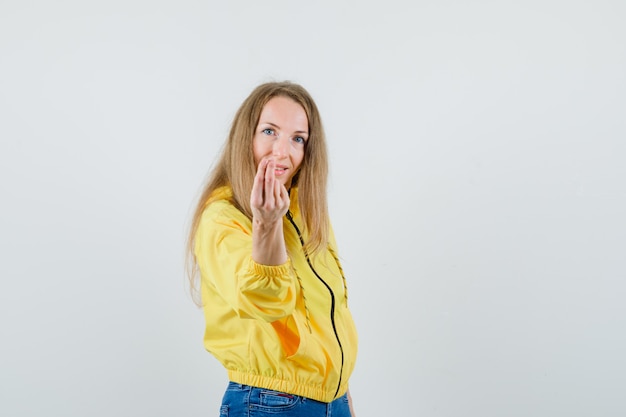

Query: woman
187 81 358 416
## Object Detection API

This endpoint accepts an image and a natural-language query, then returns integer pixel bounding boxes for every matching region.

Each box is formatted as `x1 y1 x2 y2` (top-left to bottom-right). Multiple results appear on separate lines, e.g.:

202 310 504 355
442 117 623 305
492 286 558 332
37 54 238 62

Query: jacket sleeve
194 202 297 322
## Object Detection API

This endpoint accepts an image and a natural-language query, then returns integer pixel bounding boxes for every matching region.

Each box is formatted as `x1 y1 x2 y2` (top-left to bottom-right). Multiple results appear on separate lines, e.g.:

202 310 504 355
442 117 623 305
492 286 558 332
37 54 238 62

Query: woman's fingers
276 178 289 211
264 159 276 208
273 173 282 204
250 158 290 220
250 159 267 208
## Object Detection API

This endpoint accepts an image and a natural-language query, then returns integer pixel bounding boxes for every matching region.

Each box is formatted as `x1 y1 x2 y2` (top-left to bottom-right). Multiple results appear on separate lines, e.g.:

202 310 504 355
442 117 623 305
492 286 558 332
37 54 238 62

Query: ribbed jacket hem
227 370 346 403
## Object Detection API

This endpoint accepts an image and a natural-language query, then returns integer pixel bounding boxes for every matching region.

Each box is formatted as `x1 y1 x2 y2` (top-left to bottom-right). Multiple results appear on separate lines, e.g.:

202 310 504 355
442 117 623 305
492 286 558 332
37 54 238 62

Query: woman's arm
193 158 297 321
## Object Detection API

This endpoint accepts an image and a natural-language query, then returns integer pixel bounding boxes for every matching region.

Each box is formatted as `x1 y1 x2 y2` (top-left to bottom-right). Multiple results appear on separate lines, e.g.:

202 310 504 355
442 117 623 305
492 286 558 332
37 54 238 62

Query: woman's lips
274 166 288 175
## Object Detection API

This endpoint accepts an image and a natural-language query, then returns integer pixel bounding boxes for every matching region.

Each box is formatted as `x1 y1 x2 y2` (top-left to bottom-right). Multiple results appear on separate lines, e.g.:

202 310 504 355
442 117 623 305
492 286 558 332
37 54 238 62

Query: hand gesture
250 158 290 224
250 158 289 265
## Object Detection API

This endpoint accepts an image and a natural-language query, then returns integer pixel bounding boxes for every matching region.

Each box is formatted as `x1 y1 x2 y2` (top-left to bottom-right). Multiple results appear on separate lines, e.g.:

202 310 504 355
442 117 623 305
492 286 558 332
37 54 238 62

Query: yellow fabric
194 186 358 403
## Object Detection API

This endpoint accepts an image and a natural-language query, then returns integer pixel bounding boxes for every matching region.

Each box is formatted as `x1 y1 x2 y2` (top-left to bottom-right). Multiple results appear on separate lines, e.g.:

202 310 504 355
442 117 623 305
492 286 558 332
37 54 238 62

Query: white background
1 1 625 416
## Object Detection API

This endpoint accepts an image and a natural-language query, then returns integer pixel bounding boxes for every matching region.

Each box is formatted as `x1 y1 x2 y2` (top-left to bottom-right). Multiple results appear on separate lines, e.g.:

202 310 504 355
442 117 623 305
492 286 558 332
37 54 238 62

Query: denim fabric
219 382 351 417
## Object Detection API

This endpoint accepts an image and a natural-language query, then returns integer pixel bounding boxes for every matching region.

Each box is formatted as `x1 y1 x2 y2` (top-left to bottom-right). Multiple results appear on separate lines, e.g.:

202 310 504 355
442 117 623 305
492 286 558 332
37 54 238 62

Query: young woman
187 81 358 416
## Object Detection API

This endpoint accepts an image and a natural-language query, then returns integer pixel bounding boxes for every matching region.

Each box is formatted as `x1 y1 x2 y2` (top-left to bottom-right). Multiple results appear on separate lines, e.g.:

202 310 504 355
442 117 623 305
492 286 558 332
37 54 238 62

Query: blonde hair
185 81 330 301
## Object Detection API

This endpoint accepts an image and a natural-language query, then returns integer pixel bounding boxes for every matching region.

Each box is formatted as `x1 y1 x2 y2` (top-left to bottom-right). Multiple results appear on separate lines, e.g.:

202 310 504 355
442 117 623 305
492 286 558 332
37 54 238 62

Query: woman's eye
262 128 275 136
294 136 305 144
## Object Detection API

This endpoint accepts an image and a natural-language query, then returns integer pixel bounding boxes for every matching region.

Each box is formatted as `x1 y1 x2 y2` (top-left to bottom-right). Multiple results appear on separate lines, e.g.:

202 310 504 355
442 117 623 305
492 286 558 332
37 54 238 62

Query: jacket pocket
271 309 309 359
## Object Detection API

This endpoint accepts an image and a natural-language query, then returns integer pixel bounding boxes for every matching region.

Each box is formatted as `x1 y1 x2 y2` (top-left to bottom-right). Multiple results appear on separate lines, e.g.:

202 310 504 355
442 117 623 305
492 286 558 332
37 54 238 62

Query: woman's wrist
252 217 287 265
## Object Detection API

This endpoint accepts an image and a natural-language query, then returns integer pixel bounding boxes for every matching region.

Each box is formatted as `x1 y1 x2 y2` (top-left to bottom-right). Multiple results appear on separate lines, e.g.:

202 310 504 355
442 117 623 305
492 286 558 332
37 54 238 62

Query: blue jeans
219 382 352 417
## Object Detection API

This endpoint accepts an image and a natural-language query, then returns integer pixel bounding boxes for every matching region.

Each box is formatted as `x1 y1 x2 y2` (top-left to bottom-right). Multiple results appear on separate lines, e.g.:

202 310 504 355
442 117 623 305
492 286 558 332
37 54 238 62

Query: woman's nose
272 135 289 157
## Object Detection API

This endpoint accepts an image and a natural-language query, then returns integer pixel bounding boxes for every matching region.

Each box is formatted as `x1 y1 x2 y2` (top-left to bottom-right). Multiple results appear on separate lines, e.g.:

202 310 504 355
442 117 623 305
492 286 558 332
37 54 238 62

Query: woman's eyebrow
258 121 280 128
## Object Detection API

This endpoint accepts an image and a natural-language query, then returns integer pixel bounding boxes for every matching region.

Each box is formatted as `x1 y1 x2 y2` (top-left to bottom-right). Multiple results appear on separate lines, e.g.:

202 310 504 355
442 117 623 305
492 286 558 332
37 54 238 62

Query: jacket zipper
286 211 345 399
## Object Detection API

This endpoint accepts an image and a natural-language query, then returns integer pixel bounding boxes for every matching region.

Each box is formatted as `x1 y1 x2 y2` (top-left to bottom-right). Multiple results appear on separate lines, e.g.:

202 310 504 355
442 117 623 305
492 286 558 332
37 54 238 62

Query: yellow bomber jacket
194 186 358 403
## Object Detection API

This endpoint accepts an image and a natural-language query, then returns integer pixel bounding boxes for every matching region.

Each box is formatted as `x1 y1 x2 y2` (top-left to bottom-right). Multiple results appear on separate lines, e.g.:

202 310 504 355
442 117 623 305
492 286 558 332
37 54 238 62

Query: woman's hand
250 158 289 265
250 158 290 223
347 389 356 416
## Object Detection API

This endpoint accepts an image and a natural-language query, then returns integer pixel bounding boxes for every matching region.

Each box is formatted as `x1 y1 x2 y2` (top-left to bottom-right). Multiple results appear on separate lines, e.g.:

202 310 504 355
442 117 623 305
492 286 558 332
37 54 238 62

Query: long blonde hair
185 81 330 302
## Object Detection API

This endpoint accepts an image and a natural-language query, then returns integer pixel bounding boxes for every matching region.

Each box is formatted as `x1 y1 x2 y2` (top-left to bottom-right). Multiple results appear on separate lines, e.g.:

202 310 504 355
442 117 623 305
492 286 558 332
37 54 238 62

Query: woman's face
253 96 308 187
